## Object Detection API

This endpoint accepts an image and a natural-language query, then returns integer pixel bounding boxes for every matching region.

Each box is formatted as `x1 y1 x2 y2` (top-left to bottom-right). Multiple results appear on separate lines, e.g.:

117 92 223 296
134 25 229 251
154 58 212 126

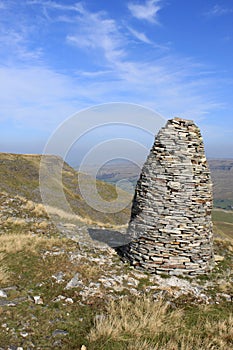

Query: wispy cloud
27 0 84 13
66 7 126 64
128 0 162 23
127 26 152 44
0 2 44 64
0 66 93 128
205 4 233 17
126 26 169 51
77 70 113 78
0 0 229 132
0 29 43 62
27 1 162 65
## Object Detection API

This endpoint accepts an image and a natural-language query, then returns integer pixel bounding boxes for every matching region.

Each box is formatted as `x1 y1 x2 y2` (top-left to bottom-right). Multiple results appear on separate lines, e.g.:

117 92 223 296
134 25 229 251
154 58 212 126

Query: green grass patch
212 209 233 223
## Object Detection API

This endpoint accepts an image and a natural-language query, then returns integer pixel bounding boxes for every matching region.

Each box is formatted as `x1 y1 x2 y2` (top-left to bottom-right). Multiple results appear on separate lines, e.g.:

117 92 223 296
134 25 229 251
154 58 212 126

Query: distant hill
94 158 233 210
208 159 233 210
0 153 131 226
95 160 141 194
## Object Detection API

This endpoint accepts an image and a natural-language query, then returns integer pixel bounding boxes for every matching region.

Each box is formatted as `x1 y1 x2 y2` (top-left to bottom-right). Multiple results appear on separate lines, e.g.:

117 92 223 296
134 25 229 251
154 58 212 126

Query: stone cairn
120 118 215 276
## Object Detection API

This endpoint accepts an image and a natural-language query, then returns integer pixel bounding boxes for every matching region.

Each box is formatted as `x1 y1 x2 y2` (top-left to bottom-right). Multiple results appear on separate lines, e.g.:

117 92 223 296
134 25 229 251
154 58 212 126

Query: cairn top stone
120 117 214 276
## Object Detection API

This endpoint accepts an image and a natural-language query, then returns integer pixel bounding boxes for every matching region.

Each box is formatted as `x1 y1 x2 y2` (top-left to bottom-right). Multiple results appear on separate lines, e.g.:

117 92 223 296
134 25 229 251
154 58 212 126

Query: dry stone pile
120 118 215 276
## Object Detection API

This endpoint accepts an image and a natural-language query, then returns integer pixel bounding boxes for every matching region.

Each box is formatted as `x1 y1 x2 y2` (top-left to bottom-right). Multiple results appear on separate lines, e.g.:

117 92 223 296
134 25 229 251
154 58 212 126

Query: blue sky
0 0 233 162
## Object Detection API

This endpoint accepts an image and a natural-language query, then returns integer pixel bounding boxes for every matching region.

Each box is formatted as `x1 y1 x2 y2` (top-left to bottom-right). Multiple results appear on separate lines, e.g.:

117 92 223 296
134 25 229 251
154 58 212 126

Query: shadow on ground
87 228 132 248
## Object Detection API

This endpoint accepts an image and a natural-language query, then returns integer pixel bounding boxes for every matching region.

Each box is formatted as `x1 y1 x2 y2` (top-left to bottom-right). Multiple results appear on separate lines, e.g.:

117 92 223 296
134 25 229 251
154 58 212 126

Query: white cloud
205 4 233 17
77 70 113 78
27 0 84 13
66 9 126 64
0 2 44 64
128 0 162 23
0 0 228 134
0 29 43 62
0 54 223 134
0 66 91 128
127 26 152 44
126 26 169 51
106 56 223 121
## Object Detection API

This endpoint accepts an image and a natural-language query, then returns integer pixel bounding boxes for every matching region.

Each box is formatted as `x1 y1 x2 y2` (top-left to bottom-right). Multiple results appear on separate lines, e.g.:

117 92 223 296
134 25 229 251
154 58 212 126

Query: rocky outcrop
121 118 215 276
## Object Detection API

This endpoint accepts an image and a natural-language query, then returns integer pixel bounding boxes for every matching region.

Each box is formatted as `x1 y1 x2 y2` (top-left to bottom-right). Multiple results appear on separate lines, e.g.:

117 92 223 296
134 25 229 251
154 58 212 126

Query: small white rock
20 331 28 338
65 298 74 304
65 273 81 289
53 295 65 302
33 295 43 305
0 290 7 298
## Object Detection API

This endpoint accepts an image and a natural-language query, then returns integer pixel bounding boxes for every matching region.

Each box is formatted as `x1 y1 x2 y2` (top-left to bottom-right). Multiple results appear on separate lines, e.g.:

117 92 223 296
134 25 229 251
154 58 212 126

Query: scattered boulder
65 273 81 289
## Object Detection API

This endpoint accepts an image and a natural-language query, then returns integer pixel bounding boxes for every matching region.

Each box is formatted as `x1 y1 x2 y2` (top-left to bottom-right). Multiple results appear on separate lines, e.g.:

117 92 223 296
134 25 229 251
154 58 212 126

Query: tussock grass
9 194 127 229
45 204 127 229
23 200 47 217
32 203 47 216
5 217 26 226
0 233 61 254
23 199 35 211
0 253 10 283
45 205 94 224
88 296 233 350
214 237 233 253
88 296 183 342
36 220 49 229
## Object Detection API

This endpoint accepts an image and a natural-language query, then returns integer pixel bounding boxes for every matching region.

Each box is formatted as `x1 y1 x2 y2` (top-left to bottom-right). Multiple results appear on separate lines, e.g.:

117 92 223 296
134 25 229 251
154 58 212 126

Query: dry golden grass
88 296 183 342
0 253 10 283
45 204 127 229
5 217 26 226
36 221 49 229
205 315 233 347
32 203 47 216
22 199 35 211
22 200 47 217
45 205 91 223
21 197 115 227
215 237 233 252
0 233 61 254
127 339 158 349
88 296 233 350
2 189 128 228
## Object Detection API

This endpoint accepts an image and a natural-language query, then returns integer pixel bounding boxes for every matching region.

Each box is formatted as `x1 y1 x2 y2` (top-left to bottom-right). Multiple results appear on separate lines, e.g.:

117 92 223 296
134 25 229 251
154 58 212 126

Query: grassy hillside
1 153 233 349
0 153 131 226
1 190 233 349
212 209 233 240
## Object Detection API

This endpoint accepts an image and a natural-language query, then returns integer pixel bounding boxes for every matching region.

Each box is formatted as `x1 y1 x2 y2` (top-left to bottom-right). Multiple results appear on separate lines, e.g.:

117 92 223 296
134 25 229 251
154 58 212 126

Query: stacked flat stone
121 118 214 276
